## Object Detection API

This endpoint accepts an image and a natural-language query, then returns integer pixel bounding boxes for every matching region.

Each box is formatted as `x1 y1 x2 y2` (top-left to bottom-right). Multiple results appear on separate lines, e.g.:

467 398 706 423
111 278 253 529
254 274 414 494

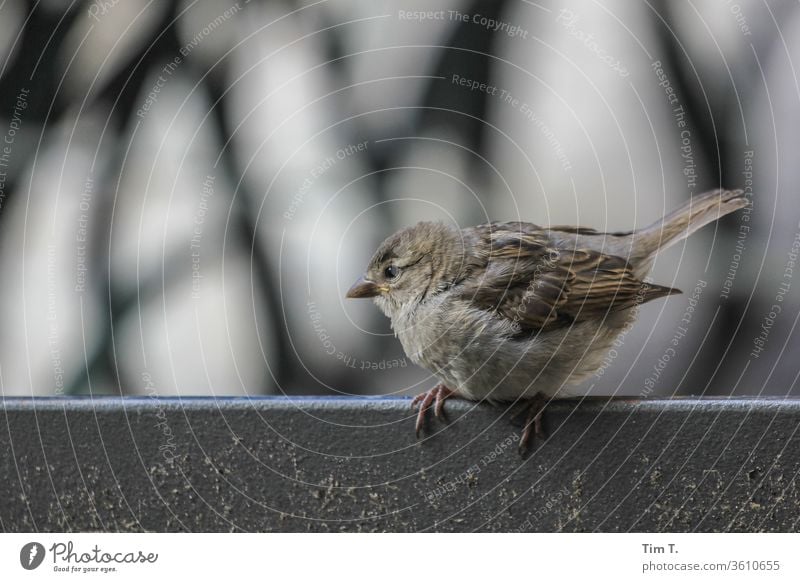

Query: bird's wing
458 222 679 334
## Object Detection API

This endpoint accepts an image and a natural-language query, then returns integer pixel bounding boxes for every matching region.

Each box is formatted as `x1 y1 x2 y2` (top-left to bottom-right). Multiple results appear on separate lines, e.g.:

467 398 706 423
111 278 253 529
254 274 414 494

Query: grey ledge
1 396 798 532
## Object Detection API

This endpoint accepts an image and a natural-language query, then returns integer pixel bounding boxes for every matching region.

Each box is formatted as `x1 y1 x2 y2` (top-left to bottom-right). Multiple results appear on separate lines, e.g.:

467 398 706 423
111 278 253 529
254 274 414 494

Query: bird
345 189 748 450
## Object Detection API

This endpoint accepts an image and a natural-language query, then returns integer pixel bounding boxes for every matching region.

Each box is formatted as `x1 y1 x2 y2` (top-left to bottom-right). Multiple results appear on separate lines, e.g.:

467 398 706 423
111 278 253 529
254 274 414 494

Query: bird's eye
384 265 400 279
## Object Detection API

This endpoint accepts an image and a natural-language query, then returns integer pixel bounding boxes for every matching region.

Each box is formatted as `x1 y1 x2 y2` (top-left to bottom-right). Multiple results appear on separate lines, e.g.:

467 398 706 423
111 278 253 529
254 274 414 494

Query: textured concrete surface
1 397 799 532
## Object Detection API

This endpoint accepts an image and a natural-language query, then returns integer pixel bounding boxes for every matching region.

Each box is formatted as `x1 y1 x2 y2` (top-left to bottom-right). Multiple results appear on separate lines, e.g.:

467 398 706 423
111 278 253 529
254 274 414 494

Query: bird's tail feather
633 189 748 260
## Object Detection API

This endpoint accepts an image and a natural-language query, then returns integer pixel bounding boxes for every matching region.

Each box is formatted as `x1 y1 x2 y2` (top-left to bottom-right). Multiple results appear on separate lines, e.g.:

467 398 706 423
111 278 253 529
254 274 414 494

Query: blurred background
0 0 797 399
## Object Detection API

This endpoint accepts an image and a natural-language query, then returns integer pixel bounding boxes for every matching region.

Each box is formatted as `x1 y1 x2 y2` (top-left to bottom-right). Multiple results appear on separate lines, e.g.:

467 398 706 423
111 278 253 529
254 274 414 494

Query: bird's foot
411 383 454 437
518 392 548 453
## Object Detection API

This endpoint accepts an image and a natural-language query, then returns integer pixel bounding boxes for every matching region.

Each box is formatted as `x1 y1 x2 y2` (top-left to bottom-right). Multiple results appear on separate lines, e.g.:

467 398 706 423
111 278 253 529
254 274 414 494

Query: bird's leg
519 392 548 452
411 383 454 437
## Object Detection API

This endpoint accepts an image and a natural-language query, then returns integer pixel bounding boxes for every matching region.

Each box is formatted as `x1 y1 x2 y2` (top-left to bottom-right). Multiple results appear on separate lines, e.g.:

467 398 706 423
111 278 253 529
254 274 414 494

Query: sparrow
346 189 748 449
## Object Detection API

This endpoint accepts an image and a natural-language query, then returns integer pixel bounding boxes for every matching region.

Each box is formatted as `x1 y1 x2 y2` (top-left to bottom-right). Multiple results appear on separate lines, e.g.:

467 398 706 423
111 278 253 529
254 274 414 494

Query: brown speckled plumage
346 189 749 444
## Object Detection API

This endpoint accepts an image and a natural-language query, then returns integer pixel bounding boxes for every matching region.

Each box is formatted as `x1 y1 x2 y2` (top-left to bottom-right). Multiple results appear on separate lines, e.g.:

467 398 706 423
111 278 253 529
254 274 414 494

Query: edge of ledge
0 395 797 413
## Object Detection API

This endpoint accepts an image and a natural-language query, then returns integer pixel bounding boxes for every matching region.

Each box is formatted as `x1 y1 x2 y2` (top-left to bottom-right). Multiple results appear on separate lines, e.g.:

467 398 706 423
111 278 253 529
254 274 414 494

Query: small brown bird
346 189 748 449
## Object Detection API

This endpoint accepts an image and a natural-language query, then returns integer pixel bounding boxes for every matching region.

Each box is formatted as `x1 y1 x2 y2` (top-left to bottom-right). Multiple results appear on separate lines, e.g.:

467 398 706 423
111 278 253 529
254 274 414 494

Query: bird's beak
346 277 385 299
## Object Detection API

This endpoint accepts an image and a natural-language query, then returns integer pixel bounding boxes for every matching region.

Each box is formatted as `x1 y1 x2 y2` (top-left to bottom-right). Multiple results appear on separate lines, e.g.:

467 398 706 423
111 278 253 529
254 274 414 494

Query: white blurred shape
120 255 271 396
61 1 168 101
227 2 381 382
112 72 217 291
111 67 276 395
0 111 107 395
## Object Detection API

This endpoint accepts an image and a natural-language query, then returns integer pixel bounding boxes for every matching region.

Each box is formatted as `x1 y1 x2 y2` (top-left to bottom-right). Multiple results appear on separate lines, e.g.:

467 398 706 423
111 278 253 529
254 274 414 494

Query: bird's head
346 222 468 318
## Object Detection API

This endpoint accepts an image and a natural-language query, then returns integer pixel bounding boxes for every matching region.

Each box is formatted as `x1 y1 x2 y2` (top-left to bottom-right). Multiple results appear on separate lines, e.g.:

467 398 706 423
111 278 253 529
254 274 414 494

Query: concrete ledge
1 397 798 532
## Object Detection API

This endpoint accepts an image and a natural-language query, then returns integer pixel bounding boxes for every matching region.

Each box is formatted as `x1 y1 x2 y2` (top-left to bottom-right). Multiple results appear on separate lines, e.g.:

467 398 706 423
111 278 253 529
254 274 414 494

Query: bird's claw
518 392 548 453
411 384 453 437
